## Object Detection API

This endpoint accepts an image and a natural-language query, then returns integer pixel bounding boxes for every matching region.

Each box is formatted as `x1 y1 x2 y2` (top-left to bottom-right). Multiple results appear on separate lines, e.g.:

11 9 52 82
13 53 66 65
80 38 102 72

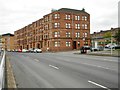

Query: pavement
5 55 17 88
6 51 119 89
87 50 119 57
73 50 119 57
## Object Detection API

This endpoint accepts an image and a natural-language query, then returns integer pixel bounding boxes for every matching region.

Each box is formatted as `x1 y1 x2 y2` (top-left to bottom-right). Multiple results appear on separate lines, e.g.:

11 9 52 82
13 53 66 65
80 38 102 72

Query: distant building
14 8 90 52
1 33 14 51
91 28 119 48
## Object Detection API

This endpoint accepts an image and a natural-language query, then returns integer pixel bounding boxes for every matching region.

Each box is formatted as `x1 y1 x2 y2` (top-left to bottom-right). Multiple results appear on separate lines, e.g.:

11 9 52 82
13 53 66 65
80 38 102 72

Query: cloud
119 1 120 27
0 0 119 34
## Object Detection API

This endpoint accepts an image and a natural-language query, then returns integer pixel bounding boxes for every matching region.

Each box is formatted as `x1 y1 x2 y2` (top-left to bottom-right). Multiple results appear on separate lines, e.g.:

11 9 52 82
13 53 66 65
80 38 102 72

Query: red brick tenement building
14 8 90 51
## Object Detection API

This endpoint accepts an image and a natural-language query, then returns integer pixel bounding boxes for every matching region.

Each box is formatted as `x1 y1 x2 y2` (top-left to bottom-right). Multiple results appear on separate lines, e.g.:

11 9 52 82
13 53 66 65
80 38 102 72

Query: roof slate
57 8 89 15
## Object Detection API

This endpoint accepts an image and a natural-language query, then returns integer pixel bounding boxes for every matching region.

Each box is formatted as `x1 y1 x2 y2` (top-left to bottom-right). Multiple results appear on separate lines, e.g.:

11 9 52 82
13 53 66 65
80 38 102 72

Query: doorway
73 41 77 49
37 43 40 49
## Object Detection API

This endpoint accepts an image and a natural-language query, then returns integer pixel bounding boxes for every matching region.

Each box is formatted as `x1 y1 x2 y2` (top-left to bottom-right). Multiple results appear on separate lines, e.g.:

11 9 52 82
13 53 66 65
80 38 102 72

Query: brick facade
14 8 90 52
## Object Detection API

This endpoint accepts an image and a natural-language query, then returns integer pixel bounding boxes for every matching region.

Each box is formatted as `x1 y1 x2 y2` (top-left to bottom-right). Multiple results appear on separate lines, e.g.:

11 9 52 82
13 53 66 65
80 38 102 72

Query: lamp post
110 28 113 55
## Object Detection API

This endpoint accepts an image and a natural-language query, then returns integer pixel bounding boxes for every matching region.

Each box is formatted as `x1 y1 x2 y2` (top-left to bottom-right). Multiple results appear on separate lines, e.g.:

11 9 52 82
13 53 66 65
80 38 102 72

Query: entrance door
27 45 29 50
40 42 43 48
37 44 40 49
73 41 77 49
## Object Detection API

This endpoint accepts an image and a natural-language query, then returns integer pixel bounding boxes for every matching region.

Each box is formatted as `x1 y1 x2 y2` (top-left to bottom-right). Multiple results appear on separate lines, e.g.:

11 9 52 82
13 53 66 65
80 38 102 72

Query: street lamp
111 28 113 55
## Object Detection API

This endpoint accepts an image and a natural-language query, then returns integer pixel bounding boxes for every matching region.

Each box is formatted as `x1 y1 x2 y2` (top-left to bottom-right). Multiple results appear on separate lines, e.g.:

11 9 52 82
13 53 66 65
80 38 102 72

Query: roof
91 28 120 35
55 8 89 15
2 33 14 37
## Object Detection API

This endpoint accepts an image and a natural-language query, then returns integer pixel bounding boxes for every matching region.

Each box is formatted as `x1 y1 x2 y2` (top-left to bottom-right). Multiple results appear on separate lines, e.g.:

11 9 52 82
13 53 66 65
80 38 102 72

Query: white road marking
103 59 117 62
81 63 113 70
34 59 39 62
78 56 118 62
88 80 111 90
49 65 59 70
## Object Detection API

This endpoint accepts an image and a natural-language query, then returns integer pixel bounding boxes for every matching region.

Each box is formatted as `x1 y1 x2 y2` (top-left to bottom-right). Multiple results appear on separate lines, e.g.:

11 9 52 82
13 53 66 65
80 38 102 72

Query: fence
0 51 5 90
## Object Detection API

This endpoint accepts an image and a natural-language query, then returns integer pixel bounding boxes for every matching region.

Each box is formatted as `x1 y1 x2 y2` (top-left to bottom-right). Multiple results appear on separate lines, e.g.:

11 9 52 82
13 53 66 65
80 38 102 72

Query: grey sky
0 0 119 34
118 1 120 27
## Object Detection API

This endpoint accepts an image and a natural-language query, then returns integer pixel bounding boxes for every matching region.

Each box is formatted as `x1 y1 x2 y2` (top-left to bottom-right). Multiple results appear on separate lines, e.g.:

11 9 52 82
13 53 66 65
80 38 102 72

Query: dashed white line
78 56 117 62
88 80 111 90
103 59 117 62
81 63 113 70
34 59 39 62
49 65 59 70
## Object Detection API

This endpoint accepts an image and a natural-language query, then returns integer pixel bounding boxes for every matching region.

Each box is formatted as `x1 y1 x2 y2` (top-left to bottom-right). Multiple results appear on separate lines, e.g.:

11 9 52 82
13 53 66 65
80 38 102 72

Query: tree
103 32 111 38
103 32 112 45
114 29 120 44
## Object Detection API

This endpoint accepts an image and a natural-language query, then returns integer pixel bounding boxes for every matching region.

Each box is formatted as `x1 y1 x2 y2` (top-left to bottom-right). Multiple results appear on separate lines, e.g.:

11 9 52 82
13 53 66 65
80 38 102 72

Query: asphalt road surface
6 51 119 89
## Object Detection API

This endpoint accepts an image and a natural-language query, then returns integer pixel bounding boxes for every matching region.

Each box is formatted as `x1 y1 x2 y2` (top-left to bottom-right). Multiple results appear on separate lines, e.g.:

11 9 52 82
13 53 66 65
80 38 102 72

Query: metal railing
0 51 5 90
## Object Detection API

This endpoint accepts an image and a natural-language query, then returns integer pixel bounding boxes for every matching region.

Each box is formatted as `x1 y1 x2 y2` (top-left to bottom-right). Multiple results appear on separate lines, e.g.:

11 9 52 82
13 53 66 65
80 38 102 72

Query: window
54 41 60 47
66 41 71 47
65 15 71 20
82 16 87 21
82 24 84 29
85 41 88 45
54 14 60 19
75 16 80 20
75 32 80 38
44 34 48 39
54 31 60 37
75 24 80 29
85 24 88 29
85 32 88 37
44 25 49 30
85 16 87 21
82 24 88 29
66 32 71 37
45 16 49 22
66 23 71 28
78 41 80 46
54 23 60 28
83 32 88 37
44 41 47 46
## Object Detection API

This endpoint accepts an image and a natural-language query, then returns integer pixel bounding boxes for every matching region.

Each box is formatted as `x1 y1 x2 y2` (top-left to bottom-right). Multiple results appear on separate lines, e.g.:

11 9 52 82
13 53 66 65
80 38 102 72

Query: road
6 51 119 89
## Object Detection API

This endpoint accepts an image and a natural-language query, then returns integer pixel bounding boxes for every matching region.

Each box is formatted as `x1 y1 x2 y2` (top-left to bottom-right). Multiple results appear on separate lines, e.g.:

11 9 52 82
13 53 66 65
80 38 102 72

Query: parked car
22 49 28 53
91 46 104 51
104 46 110 51
114 45 120 49
18 49 22 52
33 48 42 53
28 48 34 53
80 46 91 54
91 47 98 51
105 43 117 48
